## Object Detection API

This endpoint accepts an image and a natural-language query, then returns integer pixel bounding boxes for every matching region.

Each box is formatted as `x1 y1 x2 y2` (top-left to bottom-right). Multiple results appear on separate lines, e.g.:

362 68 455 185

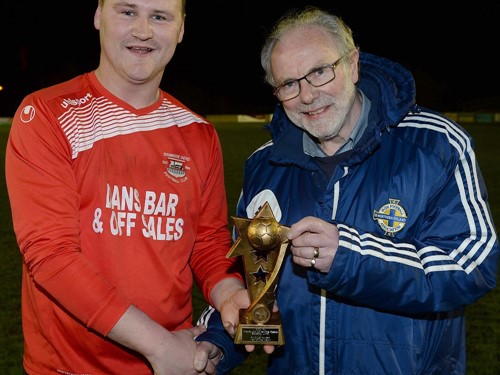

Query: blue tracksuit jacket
198 52 499 374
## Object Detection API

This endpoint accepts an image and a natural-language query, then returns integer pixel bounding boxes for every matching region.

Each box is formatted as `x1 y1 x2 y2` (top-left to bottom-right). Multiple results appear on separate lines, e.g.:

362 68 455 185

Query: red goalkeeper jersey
6 71 241 374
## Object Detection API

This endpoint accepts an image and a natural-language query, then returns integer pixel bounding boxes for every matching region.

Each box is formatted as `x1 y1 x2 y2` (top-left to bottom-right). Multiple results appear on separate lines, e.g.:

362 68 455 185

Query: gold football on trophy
247 217 282 251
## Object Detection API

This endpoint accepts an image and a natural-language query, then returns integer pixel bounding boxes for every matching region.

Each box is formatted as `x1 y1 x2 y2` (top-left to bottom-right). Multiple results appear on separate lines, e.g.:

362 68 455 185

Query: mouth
305 106 328 116
127 47 153 54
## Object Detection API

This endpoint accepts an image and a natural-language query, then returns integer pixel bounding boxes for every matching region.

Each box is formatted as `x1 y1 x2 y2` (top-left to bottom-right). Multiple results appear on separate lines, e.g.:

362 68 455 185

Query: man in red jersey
5 0 247 374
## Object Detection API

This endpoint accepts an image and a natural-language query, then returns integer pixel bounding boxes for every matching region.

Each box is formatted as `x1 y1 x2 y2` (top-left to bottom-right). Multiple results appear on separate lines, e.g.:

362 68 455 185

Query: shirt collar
304 89 371 157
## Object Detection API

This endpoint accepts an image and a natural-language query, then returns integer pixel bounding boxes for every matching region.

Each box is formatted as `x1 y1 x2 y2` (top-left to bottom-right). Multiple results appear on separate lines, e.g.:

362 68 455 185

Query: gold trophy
227 201 289 345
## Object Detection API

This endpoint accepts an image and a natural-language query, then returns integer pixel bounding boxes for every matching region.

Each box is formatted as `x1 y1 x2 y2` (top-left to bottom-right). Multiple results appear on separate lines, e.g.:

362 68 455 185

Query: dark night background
1 1 499 116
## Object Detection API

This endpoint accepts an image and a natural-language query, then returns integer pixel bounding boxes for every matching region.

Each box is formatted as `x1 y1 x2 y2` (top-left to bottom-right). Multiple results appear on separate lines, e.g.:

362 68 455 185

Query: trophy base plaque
234 310 285 345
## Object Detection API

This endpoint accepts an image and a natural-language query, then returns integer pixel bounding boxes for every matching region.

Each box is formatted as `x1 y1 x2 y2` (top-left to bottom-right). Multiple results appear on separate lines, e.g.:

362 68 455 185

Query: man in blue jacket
198 5 499 374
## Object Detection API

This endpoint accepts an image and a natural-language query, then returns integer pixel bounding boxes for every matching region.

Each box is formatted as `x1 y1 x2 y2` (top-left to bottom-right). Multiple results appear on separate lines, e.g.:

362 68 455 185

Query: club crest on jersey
163 152 190 183
373 199 407 236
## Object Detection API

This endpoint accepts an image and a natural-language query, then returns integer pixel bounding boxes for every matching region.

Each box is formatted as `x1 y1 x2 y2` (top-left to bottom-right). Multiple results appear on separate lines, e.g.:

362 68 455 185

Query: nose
298 79 319 103
132 16 153 40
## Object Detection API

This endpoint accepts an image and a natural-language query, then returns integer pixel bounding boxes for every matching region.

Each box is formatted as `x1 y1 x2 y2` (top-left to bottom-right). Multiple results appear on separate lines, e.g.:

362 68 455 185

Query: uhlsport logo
162 152 190 183
20 105 36 123
373 199 407 236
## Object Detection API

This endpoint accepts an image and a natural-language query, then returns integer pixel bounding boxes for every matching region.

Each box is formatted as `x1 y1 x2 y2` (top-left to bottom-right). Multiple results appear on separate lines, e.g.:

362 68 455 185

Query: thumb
223 320 236 337
191 324 206 338
193 341 210 372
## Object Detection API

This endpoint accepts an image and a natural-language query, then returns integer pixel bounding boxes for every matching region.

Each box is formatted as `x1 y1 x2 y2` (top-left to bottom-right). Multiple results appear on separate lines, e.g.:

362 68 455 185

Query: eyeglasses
273 55 345 102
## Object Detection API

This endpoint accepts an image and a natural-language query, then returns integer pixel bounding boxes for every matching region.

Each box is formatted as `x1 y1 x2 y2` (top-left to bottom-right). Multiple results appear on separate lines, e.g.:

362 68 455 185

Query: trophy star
226 216 253 258
251 248 272 262
227 201 289 259
250 265 271 285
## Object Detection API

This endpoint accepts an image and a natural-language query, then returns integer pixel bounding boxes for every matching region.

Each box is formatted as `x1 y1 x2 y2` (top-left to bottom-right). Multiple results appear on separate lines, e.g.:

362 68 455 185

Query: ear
350 49 360 84
177 15 186 44
94 2 102 30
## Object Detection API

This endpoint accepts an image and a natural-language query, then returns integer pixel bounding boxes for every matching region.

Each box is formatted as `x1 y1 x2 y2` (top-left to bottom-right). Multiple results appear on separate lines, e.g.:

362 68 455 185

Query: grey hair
261 6 357 86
